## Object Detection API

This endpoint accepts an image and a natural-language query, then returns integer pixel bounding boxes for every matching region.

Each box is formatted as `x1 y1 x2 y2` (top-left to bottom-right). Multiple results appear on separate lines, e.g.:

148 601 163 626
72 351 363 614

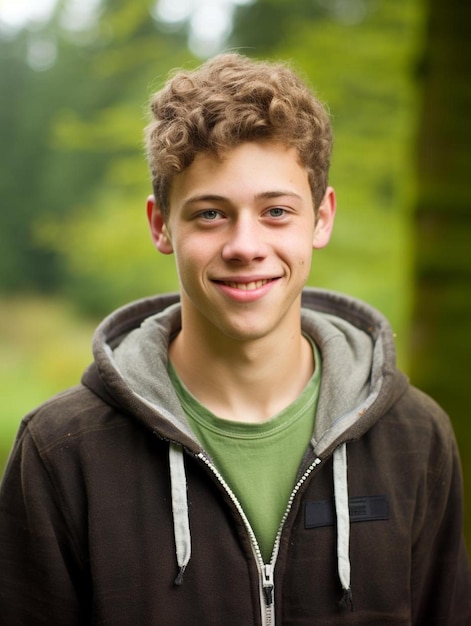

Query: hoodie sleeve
410 415 471 625
0 420 89 625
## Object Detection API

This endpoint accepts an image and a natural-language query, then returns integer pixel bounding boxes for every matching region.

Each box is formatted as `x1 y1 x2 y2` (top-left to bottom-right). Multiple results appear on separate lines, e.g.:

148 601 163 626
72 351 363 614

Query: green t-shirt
168 339 321 562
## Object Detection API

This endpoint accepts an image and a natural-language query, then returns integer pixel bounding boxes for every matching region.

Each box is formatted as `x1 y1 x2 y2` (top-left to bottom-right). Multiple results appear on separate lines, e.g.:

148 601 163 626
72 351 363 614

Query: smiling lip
212 277 279 301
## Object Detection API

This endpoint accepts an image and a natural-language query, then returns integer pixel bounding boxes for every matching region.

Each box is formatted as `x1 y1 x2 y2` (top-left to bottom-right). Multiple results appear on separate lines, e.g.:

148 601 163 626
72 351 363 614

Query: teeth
225 279 269 290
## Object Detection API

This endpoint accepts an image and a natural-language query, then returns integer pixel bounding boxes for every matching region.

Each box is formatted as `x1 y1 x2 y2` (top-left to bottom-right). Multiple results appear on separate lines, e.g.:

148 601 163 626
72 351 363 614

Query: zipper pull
263 563 274 606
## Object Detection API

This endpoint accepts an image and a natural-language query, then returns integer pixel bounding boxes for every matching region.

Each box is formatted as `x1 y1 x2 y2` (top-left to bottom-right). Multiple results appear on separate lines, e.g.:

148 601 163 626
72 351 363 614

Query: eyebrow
183 194 227 206
256 190 303 201
183 190 302 206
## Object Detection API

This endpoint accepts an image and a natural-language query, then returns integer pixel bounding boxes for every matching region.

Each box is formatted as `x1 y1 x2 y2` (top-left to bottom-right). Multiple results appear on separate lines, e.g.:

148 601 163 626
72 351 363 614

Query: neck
169 319 314 423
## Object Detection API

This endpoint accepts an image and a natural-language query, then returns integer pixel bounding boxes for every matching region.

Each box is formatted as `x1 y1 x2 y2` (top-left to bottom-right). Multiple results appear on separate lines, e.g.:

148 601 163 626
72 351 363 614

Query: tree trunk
410 0 471 547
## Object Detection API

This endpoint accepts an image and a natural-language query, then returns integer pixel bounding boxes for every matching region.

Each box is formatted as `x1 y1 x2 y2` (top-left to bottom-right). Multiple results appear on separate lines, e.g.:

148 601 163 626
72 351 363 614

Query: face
147 141 335 346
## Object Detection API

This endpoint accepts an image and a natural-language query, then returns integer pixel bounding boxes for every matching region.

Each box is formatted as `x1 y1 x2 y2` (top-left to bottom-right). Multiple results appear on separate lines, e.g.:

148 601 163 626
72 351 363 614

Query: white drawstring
169 443 192 585
333 442 353 610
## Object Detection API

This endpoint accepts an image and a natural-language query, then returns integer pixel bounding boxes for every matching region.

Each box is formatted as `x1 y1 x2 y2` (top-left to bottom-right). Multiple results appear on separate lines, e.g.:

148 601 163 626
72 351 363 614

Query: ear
313 186 336 249
146 195 173 255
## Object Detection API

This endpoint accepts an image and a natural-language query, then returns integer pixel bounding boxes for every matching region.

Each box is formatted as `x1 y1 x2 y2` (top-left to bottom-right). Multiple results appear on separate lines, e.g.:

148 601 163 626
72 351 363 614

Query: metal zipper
269 456 323 561
197 451 322 626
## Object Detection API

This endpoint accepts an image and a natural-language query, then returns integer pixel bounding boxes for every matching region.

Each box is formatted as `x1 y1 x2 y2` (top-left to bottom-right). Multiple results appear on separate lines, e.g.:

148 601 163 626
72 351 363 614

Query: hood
81 287 408 610
82 287 407 456
300 289 407 458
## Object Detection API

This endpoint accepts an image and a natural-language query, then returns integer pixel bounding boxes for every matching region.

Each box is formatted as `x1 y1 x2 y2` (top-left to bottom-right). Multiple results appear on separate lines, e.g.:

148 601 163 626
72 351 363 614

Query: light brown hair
145 53 332 219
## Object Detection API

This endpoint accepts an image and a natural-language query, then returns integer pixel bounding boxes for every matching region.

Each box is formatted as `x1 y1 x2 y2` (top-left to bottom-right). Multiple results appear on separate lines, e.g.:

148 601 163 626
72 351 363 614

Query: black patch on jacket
305 495 389 528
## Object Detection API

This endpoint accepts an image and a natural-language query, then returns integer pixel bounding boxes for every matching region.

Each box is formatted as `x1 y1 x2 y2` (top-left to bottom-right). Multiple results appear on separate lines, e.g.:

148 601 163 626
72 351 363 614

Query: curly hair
145 53 332 219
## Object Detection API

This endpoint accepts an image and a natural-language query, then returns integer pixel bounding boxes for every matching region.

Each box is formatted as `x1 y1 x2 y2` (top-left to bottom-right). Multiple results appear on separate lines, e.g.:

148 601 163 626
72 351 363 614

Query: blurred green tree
34 1 193 314
0 0 192 310
0 20 112 292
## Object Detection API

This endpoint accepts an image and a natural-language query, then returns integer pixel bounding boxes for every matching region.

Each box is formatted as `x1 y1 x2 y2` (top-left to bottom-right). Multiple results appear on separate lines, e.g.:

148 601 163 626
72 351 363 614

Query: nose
221 214 268 263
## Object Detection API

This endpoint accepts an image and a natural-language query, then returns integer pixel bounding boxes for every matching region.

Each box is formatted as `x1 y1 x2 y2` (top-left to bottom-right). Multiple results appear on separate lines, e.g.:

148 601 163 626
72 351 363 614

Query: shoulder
389 384 454 445
375 384 459 490
19 384 129 457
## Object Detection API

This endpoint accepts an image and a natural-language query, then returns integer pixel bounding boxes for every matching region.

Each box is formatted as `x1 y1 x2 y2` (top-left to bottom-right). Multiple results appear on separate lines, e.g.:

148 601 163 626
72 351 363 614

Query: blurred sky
0 0 58 30
0 0 254 57
0 0 101 34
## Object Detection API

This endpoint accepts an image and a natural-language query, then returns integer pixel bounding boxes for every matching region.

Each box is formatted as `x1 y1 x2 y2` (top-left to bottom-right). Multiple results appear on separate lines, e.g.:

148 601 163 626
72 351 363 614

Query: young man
1 53 470 625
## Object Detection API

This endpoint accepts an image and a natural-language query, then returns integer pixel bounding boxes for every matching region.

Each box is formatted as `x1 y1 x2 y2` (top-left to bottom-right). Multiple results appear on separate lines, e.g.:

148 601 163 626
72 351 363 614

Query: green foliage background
0 0 469 548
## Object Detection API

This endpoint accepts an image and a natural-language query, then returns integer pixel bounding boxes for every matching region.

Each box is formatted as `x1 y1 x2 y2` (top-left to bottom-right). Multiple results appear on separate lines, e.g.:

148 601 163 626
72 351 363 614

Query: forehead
168 141 310 206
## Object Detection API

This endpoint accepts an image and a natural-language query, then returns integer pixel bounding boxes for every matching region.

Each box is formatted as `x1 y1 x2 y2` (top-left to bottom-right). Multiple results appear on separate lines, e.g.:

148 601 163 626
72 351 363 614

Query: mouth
212 277 280 302
219 279 272 291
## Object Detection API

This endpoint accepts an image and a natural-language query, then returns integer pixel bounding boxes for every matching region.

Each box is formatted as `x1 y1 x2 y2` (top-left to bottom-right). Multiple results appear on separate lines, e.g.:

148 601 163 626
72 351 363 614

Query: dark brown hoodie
1 288 470 624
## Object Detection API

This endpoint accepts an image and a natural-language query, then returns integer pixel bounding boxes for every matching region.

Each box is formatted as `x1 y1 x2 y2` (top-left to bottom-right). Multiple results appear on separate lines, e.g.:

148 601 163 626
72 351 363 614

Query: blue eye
268 207 285 217
200 210 220 220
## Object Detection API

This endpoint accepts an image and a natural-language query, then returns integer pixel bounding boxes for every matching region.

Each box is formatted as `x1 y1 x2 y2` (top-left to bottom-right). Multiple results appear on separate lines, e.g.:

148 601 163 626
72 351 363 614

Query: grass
0 295 97 476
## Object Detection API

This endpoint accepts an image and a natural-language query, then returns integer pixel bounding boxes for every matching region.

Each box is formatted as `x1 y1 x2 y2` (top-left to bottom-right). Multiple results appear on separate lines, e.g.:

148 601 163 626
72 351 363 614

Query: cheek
297 255 312 278
293 241 314 280
173 242 210 285
174 254 195 281
287 232 314 265
175 232 221 266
